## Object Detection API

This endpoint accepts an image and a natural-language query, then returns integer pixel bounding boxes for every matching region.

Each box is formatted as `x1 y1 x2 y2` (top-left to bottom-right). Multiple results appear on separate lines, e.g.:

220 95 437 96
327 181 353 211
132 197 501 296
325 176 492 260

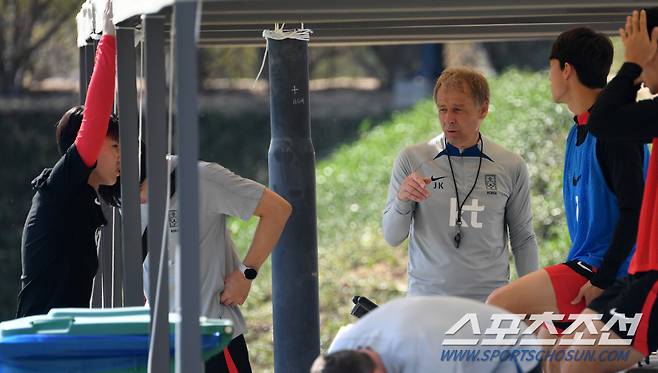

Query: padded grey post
268 38 320 373
143 14 170 373
173 3 203 372
116 27 144 307
115 27 144 307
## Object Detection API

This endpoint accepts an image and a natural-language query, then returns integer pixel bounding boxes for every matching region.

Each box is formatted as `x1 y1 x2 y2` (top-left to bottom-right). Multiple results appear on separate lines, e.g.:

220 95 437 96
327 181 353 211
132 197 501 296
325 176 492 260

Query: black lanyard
446 134 484 248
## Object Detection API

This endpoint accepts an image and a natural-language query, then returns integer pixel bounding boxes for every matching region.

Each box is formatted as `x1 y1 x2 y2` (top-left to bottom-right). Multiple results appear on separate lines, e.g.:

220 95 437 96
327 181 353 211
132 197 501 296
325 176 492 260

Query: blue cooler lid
0 307 234 372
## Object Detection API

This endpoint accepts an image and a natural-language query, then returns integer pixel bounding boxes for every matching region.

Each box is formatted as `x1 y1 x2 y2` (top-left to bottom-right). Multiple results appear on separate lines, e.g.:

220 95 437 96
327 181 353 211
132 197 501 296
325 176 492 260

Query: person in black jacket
557 8 658 373
16 2 120 318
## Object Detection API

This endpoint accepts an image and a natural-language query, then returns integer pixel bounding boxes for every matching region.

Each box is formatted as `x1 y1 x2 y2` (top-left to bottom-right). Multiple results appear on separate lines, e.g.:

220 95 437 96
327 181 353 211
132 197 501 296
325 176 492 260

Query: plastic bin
0 307 233 372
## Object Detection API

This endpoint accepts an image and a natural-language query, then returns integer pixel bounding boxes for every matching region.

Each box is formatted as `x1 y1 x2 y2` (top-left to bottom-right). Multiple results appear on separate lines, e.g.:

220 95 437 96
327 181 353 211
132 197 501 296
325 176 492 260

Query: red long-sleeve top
75 34 116 167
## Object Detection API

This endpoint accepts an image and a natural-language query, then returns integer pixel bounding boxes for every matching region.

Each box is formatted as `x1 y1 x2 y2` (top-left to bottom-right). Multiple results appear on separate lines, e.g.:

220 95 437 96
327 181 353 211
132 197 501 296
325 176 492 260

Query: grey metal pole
173 3 202 372
143 14 170 373
78 45 86 104
100 204 113 307
112 209 123 307
268 37 320 373
79 39 96 104
116 27 144 307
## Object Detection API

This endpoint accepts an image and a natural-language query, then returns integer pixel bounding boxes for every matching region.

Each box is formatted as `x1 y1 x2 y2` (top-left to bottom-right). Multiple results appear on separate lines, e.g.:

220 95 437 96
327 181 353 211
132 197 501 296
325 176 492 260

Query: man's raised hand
397 172 431 203
621 10 658 69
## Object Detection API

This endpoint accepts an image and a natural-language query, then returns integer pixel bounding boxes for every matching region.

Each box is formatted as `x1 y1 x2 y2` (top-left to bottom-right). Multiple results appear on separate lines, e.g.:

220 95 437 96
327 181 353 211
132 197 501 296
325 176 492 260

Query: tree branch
12 2 78 67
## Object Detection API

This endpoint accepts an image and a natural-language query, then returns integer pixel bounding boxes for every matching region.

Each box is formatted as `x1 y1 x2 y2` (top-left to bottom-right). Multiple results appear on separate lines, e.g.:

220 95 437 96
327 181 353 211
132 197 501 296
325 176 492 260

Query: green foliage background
228 69 574 371
0 69 575 372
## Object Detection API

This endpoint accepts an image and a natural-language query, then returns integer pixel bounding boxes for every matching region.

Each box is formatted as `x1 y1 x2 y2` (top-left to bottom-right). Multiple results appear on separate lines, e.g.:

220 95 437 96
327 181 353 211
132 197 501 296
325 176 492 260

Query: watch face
244 268 258 280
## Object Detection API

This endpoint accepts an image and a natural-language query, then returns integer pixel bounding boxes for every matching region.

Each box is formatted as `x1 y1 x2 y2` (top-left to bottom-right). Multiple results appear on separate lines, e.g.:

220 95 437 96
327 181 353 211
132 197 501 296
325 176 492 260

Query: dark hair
56 106 119 155
549 27 613 89
310 350 376 373
55 105 121 207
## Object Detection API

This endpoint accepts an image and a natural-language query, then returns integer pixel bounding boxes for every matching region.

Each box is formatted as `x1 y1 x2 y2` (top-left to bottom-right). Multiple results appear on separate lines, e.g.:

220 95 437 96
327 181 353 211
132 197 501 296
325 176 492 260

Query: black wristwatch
239 263 258 280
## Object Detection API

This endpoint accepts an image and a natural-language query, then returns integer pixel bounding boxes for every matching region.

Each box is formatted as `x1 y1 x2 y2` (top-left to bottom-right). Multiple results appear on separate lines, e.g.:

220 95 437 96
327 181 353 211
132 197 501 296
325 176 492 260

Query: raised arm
75 1 116 167
588 63 658 142
589 10 658 142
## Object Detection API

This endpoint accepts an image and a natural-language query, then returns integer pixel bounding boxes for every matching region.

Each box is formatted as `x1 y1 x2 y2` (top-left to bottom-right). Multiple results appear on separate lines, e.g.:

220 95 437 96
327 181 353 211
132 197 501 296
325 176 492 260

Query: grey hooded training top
383 133 538 301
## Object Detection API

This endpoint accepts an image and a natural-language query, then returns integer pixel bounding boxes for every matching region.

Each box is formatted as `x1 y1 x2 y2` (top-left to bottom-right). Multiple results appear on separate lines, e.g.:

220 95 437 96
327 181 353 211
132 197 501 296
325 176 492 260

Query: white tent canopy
108 0 657 46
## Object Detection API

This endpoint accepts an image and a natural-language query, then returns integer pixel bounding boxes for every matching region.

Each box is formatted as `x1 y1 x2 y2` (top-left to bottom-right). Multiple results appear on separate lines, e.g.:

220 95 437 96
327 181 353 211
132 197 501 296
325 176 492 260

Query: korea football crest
485 175 497 190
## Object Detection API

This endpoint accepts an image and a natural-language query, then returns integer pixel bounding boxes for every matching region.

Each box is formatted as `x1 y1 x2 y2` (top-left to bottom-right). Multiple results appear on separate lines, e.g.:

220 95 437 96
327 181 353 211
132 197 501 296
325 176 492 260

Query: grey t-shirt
143 158 265 339
329 296 541 373
382 134 538 301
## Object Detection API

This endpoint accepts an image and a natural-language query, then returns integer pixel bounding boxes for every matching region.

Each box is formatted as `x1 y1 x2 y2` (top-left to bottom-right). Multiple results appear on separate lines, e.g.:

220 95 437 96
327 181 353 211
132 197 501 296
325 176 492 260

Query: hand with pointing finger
397 172 431 203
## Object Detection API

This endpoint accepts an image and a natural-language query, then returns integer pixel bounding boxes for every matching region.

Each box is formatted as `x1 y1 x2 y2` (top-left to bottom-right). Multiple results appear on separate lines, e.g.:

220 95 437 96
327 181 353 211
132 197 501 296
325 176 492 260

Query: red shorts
544 260 596 322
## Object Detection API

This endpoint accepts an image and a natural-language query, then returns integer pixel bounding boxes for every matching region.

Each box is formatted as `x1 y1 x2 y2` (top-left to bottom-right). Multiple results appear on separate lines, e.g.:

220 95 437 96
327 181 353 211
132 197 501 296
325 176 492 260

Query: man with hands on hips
140 157 292 373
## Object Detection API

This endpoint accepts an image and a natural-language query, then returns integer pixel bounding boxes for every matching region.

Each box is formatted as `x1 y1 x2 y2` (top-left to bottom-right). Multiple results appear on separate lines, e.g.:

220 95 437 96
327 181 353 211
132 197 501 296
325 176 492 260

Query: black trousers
205 334 252 373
